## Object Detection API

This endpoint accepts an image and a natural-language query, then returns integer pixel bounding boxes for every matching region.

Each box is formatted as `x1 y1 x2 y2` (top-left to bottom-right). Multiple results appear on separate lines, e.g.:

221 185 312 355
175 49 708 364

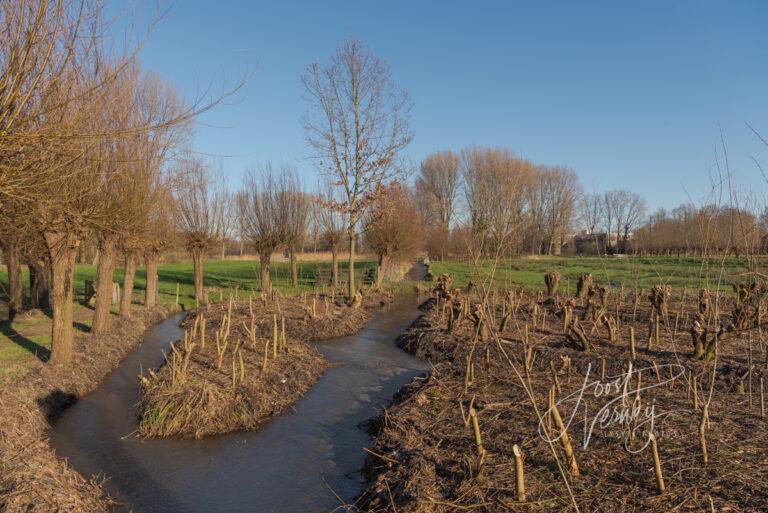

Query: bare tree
579 191 603 254
461 146 533 256
91 63 144 333
302 37 413 299
144 178 176 308
0 227 24 319
619 190 647 248
607 189 647 252
416 150 460 229
527 166 580 254
173 157 230 305
282 172 310 288
602 190 616 251
239 164 284 292
121 73 190 315
0 0 244 366
25 235 50 311
417 150 460 260
579 191 602 233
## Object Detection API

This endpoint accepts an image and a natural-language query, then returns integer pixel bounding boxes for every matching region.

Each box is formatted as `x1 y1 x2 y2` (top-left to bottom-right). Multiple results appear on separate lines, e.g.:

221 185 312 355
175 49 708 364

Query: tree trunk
119 252 137 317
44 231 79 365
331 246 339 289
376 253 388 289
221 242 226 260
290 247 298 288
259 251 271 293
92 237 117 334
191 247 205 305
28 258 50 310
4 241 23 319
348 230 356 299
144 252 158 308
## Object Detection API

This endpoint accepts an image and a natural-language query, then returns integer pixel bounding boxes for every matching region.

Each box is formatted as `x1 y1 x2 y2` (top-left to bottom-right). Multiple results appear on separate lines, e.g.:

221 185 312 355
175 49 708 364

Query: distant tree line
415 147 648 258
414 145 767 259
633 204 765 257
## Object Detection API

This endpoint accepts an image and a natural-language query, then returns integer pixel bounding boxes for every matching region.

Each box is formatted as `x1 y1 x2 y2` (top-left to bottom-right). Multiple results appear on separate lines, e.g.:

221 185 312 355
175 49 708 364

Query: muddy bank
0 306 173 513
358 284 768 512
138 290 390 438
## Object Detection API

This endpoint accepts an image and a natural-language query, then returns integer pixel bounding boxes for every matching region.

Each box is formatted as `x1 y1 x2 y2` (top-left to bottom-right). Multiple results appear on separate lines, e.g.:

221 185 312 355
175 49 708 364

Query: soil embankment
358 280 768 512
0 307 172 513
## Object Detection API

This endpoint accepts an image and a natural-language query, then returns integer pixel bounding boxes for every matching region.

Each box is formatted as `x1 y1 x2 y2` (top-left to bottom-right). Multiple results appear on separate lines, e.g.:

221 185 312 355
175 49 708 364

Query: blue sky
129 1 768 211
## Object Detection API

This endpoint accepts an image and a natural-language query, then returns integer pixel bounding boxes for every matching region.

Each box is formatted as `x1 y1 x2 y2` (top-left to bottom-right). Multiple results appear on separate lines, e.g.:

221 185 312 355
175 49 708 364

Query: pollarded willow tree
239 164 285 293
0 0 243 366
173 157 231 305
0 222 25 320
90 65 188 329
0 0 107 364
117 73 190 318
35 66 131 365
91 63 144 334
282 173 310 288
301 37 413 300
143 177 177 308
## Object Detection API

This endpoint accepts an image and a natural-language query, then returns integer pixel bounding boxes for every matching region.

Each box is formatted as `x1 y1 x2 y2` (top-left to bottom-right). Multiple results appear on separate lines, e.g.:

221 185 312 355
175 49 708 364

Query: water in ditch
50 289 428 513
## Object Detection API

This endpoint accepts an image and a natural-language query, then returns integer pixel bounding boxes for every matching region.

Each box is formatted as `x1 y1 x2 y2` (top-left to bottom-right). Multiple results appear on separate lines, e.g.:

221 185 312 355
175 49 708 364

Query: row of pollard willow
167 267 370 310
429 271 766 502
152 287 349 391
162 263 376 308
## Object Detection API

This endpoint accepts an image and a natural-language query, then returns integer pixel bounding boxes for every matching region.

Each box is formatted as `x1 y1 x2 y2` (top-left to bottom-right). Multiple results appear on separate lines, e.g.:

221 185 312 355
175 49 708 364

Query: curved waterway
50 291 428 513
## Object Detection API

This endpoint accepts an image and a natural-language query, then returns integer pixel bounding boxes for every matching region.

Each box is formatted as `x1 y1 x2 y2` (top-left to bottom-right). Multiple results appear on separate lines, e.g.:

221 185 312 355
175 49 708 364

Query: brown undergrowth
138 288 392 438
0 306 172 513
358 280 768 512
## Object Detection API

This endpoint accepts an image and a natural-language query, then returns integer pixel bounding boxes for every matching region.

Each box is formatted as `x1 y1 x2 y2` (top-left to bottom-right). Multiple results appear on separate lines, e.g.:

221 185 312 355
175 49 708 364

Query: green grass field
3 254 762 383
0 258 375 382
430 255 768 294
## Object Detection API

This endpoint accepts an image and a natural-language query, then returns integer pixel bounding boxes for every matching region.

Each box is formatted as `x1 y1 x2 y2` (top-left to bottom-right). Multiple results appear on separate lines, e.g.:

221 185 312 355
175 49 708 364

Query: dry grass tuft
139 289 392 438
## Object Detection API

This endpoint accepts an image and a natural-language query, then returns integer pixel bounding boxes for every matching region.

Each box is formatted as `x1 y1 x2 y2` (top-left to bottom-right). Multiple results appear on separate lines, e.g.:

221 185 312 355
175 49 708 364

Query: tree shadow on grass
0 321 50 362
74 321 90 333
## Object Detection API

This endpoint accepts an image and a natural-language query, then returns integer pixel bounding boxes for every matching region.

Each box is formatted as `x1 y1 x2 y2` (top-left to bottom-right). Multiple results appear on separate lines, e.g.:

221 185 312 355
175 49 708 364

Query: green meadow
0 258 375 382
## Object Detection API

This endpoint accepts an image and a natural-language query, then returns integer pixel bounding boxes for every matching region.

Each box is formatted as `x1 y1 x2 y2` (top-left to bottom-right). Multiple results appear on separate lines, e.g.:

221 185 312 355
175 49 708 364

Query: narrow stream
50 291 428 512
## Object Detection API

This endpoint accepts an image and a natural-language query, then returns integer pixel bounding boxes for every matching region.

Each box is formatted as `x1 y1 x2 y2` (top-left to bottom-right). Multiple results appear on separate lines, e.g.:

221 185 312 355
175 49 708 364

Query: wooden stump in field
544 271 561 297
576 273 592 300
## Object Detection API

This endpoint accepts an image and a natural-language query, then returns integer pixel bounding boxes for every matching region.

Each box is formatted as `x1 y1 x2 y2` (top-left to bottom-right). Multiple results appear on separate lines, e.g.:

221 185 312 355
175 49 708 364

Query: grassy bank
430 255 767 293
0 258 375 382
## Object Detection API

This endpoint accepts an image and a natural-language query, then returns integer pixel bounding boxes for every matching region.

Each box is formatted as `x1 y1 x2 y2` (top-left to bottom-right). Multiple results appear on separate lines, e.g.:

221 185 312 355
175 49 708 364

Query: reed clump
139 290 390 438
